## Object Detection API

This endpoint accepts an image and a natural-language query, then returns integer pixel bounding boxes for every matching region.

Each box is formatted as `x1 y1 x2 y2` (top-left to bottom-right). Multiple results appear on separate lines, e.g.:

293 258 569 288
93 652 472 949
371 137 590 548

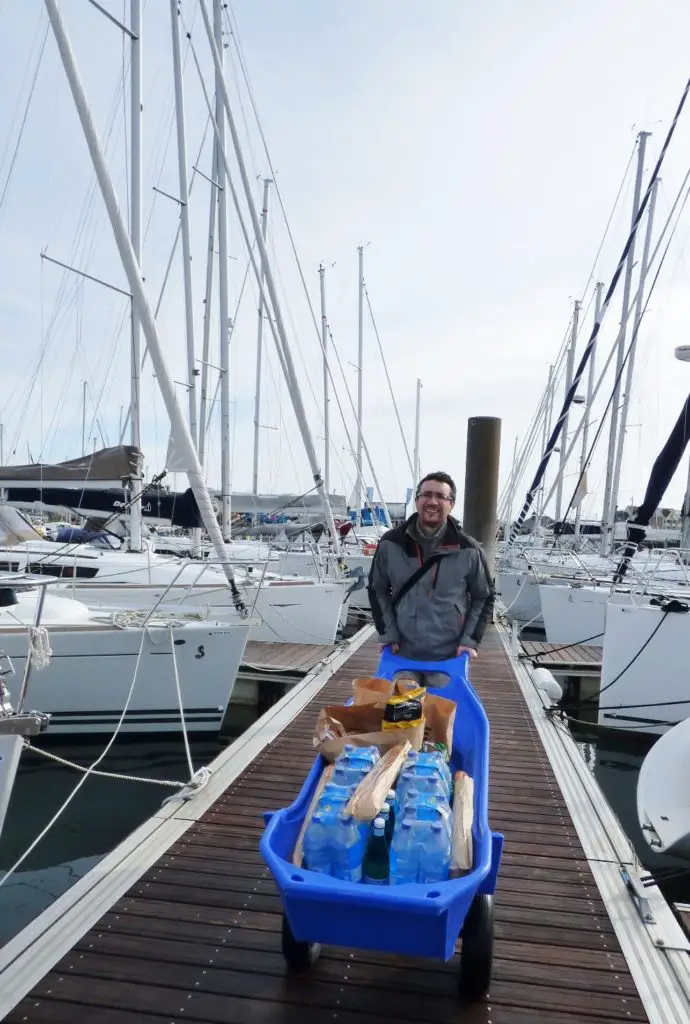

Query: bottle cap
374 817 385 830
381 802 390 815
387 789 395 800
407 787 419 799
431 821 443 832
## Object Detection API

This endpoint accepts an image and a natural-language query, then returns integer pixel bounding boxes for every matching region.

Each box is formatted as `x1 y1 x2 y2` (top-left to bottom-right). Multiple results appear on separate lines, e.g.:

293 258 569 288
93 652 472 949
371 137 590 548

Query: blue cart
260 649 504 1000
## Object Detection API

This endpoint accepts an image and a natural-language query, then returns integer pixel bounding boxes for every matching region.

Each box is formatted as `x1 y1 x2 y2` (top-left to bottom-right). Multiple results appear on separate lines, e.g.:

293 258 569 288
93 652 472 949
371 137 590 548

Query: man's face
415 480 455 529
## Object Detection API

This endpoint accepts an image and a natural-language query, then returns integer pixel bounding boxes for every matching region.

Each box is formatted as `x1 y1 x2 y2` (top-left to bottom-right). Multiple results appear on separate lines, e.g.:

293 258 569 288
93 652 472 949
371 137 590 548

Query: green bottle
362 817 390 884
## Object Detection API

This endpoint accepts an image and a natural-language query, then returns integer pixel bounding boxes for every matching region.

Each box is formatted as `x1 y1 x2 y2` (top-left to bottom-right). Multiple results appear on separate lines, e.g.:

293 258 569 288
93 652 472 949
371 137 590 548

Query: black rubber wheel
458 893 494 1000
281 914 321 972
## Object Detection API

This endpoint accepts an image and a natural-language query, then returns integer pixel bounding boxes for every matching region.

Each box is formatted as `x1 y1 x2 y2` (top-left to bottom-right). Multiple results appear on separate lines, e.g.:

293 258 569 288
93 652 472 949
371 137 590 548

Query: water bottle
362 817 389 884
336 753 374 788
351 744 380 768
318 782 352 817
406 750 452 790
394 768 417 811
408 793 452 844
390 817 418 884
303 812 331 875
401 763 451 802
330 814 364 882
385 789 396 843
337 744 379 772
418 820 451 883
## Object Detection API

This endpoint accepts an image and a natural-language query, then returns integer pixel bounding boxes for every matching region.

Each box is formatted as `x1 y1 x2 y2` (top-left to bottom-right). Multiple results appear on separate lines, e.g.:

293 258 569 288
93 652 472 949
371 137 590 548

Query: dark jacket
367 514 495 661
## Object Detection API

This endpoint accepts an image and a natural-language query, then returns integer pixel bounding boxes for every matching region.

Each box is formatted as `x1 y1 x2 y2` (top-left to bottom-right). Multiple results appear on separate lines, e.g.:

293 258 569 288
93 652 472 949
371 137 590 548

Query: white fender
532 667 563 703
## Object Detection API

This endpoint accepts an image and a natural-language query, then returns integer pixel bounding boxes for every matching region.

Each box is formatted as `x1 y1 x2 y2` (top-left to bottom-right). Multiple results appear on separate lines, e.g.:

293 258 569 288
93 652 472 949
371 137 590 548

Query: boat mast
534 363 554 532
214 0 232 541
128 0 143 553
170 0 197 452
605 170 657 553
355 244 364 526
554 300 580 524
252 177 271 497
198 0 341 553
197 136 217 469
319 262 330 496
43 0 246 606
413 377 421 486
574 282 604 538
600 131 649 553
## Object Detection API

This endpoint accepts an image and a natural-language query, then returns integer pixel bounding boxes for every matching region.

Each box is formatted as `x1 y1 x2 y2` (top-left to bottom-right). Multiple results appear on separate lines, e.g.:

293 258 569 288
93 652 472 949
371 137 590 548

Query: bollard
462 416 502 575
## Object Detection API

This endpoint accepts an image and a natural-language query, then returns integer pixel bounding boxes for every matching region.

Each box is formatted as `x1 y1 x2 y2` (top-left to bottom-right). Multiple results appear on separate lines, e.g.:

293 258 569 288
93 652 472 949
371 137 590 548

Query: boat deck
1 626 660 1022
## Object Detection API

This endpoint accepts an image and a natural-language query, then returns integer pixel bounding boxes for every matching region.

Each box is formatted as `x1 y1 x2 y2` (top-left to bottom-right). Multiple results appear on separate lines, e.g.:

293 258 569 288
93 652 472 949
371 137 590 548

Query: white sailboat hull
539 583 610 645
273 550 373 611
598 602 690 735
2 618 252 735
66 578 351 645
637 716 690 860
0 543 351 644
496 569 544 627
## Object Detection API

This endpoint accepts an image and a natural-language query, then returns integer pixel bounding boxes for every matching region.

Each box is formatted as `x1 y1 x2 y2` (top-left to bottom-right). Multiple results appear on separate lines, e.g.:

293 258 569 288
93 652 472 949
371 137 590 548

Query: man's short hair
416 471 457 502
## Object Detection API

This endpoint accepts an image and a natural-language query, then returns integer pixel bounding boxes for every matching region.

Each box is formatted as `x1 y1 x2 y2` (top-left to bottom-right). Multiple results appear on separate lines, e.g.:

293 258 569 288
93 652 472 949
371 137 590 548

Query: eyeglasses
416 490 453 502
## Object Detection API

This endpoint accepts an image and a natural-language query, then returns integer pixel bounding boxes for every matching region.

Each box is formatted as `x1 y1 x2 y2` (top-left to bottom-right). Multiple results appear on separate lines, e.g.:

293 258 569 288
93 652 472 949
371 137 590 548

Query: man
367 471 494 662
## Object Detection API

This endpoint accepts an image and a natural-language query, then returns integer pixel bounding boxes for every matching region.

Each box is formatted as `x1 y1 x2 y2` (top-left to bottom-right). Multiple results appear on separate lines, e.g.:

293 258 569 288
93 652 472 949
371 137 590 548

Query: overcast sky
2 1 690 520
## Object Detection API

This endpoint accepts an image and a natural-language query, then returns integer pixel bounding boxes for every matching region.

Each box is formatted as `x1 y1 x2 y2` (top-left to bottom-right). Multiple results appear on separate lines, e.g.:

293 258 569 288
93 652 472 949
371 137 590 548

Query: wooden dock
520 639 603 677
2 625 684 1023
240 641 336 675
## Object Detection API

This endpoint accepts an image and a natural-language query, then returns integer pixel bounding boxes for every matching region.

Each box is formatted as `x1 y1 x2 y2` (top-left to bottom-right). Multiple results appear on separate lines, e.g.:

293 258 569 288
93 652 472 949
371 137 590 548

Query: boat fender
532 667 563 703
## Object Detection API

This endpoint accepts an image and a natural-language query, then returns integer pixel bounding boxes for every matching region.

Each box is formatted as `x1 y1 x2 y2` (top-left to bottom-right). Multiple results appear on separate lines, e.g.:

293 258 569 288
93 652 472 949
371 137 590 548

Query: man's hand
380 642 400 654
457 644 477 658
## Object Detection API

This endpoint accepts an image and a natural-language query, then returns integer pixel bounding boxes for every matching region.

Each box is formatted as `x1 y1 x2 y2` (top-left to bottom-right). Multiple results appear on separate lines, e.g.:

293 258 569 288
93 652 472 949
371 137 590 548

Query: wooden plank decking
5 628 648 1023
241 641 336 675
520 640 603 674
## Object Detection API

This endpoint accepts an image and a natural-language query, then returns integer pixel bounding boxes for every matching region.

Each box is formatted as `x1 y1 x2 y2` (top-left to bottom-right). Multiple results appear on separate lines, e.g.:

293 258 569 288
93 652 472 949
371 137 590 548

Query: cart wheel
281 914 321 972
458 893 494 1001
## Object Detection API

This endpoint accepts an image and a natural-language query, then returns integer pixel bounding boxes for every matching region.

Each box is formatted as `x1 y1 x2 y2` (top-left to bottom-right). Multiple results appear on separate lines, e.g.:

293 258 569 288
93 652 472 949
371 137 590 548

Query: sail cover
1 485 203 529
0 445 142 488
614 392 690 581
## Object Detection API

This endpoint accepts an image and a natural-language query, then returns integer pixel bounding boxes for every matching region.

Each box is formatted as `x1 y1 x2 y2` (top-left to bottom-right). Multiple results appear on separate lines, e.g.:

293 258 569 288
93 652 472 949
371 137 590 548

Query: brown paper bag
422 692 456 754
313 702 424 761
345 741 410 821
450 770 474 875
352 676 394 704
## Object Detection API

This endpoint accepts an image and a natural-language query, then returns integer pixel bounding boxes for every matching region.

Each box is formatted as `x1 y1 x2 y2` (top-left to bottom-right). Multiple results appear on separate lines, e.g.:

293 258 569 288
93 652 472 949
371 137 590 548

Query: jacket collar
404 513 463 550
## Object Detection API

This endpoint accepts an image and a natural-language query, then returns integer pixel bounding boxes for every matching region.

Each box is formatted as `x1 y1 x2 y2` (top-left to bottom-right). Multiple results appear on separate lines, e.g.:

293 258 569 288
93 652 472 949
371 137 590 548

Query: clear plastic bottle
390 818 418 884
408 764 451 802
330 814 364 882
407 750 452 790
418 820 451 883
318 782 352 818
362 816 389 884
303 812 331 875
394 768 416 811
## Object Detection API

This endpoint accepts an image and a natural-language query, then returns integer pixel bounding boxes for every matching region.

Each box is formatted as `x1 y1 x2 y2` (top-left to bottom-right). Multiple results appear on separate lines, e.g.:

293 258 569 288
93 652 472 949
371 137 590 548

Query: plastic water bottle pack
303 744 453 886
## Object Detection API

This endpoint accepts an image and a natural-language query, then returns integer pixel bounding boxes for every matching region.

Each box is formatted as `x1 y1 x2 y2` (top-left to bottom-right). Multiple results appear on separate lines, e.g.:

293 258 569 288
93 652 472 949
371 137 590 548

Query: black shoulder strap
391 554 444 611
